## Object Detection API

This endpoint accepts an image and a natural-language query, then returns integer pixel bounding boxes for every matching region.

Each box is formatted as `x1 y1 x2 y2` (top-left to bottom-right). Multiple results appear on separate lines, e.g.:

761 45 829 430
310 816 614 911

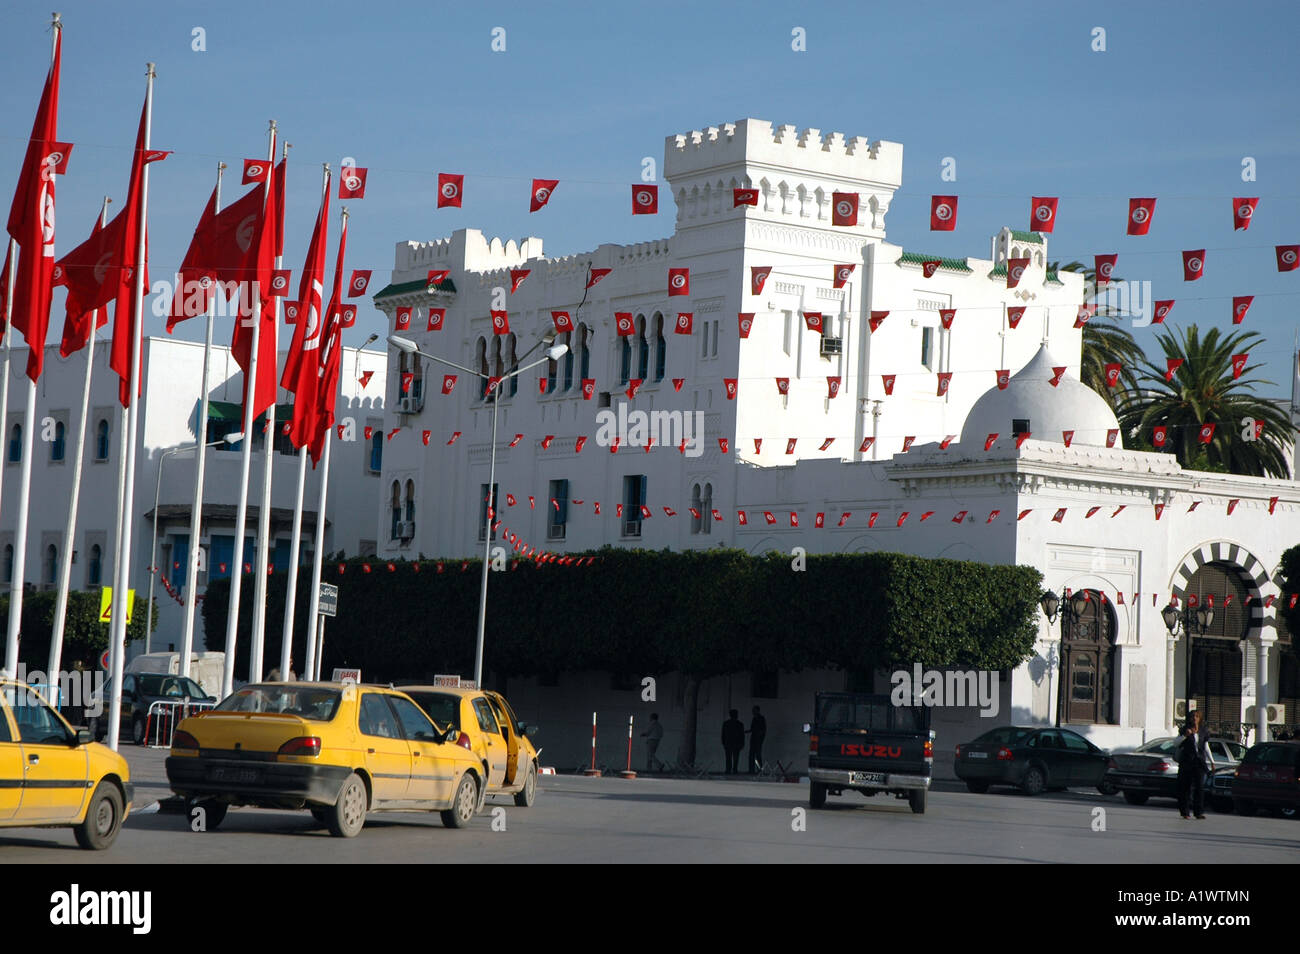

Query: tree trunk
677 675 700 767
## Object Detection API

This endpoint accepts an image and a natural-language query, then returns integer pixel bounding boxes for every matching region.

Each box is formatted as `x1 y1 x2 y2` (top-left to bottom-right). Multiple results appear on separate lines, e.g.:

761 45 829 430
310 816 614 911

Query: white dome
959 344 1121 448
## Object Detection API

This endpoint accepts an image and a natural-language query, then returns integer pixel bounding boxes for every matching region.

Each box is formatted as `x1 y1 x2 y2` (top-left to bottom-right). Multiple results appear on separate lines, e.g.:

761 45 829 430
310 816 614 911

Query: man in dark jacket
747 706 767 774
1177 710 1215 819
722 709 745 774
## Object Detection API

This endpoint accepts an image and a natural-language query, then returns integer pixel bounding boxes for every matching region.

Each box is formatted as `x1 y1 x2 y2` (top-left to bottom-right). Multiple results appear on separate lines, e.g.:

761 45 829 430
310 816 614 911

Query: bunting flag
426 269 450 289
1074 304 1094 328
422 430 431 445
242 158 270 184
551 310 574 333
827 376 841 399
1112 505 1126 518
573 436 585 451
936 372 952 397
386 427 400 441
737 313 754 338
952 511 967 523
1086 507 1101 518
1016 432 1031 448
734 188 759 207
538 377 547 395
984 433 998 451
803 311 823 332
508 268 529 294
737 510 748 525
753 438 762 454
1153 425 1168 447
446 431 461 444
996 369 1010 390
881 374 896 395
1049 366 1066 387
268 268 291 296
902 436 916 453
1030 196 1058 232
490 310 510 335
987 510 1001 523
1276 245 1299 272
1152 300 1174 324
868 513 879 528
581 378 595 399
437 172 463 208
508 434 523 448
1095 254 1117 287
625 378 643 399
833 264 855 288
668 267 689 296
586 267 611 288
529 178 558 211
1154 503 1166 520
1165 358 1184 381
1232 295 1253 324
920 511 935 522
1062 430 1074 447
1104 363 1122 388
427 307 445 331
1127 198 1156 235
930 195 957 231
1006 257 1029 288
674 312 693 334
869 311 888 333
775 377 789 396
338 165 367 199
1182 249 1205 281
1106 428 1118 448
1232 197 1257 231
859 437 874 453
921 260 941 278
1187 501 1201 512
789 512 798 527
347 269 371 297
1198 422 1216 444
394 306 411 330
815 513 825 528
786 438 797 455
838 513 851 527
897 512 910 527
751 266 771 295
1231 353 1248 379
631 184 658 214
723 378 737 399
400 372 412 394
1269 496 1278 514
1006 306 1025 328
938 308 955 330
718 438 729 454
940 435 955 449
1018 509 1032 521
818 437 834 451
440 374 456 394
831 192 858 226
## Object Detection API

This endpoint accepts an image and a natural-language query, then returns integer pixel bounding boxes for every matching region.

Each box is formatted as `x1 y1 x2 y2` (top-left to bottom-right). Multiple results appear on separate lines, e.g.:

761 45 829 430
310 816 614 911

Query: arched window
45 544 58 585
1185 562 1251 733
411 354 424 402
701 483 713 536
546 338 558 394
690 484 702 534
476 337 489 401
95 419 110 460
1060 589 1116 725
51 421 65 462
577 324 590 382
636 315 648 381
492 337 504 384
390 481 402 540
88 544 103 587
653 314 666 382
562 331 574 392
3 544 12 583
404 480 415 523
619 333 631 385
8 423 21 463
507 334 518 397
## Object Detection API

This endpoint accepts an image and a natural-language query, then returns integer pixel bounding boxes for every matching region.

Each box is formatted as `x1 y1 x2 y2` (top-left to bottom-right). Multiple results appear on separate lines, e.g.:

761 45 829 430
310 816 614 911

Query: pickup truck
805 691 934 814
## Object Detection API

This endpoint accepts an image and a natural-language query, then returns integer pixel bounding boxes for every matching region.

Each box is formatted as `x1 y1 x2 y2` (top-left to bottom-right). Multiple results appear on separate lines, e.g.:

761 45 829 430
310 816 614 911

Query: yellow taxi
166 682 484 836
399 685 539 807
0 678 134 850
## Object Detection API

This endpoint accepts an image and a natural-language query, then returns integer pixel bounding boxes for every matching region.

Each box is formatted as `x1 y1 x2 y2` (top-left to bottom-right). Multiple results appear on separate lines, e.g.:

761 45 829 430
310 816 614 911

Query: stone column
1166 637 1178 733
1255 630 1276 744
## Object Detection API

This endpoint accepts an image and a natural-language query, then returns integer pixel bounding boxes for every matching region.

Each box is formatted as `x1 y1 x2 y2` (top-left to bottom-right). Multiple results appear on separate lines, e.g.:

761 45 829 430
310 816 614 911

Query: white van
126 652 226 700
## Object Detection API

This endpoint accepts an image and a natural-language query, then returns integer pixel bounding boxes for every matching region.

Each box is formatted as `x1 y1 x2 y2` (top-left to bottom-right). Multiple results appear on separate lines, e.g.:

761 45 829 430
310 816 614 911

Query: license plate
852 772 886 785
209 766 260 784
1120 777 1141 786
967 752 988 759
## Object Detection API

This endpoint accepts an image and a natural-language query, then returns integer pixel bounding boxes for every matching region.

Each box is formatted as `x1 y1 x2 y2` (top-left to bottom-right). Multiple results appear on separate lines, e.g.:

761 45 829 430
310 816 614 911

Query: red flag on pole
228 157 282 421
309 212 348 465
166 186 218 332
283 171 331 450
56 206 111 356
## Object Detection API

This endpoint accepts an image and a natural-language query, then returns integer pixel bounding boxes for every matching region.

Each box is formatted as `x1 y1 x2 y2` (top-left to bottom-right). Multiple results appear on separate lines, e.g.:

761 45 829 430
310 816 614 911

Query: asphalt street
4 747 1298 863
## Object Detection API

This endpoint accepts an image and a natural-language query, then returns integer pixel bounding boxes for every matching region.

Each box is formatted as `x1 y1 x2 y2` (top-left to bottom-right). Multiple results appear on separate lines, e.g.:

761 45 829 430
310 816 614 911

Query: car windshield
404 692 459 729
816 695 927 732
138 674 209 698
970 726 1032 746
216 685 341 720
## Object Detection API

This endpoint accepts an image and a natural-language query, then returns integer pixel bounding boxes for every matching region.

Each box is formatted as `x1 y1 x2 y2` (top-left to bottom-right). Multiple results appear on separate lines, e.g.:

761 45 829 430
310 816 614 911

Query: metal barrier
144 700 216 748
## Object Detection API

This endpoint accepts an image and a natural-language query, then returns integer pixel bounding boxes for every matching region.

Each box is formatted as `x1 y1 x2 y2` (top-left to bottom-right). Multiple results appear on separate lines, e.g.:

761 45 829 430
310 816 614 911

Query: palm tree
1117 325 1294 478
1053 261 1144 411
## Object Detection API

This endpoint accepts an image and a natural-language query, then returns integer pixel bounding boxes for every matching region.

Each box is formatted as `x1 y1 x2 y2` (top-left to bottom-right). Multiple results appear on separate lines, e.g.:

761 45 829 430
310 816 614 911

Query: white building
371 118 1299 773
0 336 387 661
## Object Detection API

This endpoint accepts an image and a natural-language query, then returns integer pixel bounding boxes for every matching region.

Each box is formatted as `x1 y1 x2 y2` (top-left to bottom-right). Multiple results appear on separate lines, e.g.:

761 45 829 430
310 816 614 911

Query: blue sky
2 0 1298 396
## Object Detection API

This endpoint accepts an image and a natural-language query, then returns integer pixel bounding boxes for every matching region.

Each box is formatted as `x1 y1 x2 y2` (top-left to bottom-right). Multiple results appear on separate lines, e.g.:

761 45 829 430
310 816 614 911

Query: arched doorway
1183 561 1251 737
1060 590 1116 725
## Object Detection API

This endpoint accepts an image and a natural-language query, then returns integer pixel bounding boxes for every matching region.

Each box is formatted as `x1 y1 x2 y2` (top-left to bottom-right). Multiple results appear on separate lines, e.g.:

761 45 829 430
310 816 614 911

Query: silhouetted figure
641 713 664 772
722 709 745 774
747 706 767 773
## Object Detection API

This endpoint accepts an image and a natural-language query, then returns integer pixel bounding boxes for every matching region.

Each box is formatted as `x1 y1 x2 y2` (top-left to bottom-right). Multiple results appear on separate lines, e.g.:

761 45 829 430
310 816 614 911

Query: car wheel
809 781 828 809
188 798 227 831
327 773 368 838
513 762 537 808
965 780 990 794
131 714 146 746
1020 765 1047 796
909 789 927 814
74 782 124 850
1098 779 1119 796
441 773 478 829
1122 791 1149 806
1234 799 1256 817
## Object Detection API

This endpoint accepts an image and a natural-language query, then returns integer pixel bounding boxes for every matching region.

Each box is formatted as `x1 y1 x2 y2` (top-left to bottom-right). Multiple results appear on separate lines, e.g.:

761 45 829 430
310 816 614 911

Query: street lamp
1038 588 1092 726
1161 599 1215 728
146 433 243 650
388 331 568 688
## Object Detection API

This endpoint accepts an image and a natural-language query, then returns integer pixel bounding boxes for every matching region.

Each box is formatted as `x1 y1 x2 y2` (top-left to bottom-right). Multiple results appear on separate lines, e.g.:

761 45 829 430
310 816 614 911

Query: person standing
1177 709 1215 819
641 712 664 773
722 709 745 774
747 705 767 774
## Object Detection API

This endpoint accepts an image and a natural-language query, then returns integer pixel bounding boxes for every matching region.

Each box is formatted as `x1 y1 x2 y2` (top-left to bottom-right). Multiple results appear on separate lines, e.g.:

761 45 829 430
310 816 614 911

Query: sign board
318 582 338 617
433 674 476 689
332 668 361 685
98 588 136 624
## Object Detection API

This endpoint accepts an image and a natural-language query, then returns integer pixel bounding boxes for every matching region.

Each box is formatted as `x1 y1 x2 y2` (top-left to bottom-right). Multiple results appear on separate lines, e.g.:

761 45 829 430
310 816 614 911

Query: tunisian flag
166 184 218 332
109 99 171 407
310 214 349 465
282 175 332 450
5 28 66 381
55 206 111 356
229 157 284 421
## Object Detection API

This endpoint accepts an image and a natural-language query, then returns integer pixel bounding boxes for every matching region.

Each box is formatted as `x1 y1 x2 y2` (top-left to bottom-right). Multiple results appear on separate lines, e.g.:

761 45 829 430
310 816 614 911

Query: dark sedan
1108 736 1246 806
954 726 1112 795
87 673 216 745
1231 741 1300 817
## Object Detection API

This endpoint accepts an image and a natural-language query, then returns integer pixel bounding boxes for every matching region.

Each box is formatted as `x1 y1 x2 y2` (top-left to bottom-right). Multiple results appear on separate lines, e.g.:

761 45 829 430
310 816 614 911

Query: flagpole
177 164 224 683
106 61 154 750
279 162 328 681
47 196 111 690
304 205 347 683
249 138 288 682
1 13 61 681
0 246 14 525
221 120 275 698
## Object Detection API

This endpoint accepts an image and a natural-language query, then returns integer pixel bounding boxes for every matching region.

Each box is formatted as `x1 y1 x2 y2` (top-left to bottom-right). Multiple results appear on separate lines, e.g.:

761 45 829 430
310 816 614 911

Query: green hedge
0 589 154 672
202 549 1043 684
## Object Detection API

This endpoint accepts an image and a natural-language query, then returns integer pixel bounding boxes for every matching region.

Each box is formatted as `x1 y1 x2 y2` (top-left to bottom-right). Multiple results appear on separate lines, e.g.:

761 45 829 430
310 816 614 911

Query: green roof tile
897 251 973 273
373 276 457 300
1008 230 1045 244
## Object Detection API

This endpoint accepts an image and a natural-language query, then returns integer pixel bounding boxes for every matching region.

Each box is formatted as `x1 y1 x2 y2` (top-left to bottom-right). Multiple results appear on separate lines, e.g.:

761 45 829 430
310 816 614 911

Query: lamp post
146 434 243 651
1039 589 1090 726
388 332 568 688
1161 600 1214 730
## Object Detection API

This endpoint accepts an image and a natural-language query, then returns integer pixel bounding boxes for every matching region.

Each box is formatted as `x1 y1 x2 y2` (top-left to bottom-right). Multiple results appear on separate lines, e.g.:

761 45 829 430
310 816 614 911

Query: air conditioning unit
622 519 642 538
397 521 415 540
1174 698 1191 720
1245 704 1286 725
820 336 843 357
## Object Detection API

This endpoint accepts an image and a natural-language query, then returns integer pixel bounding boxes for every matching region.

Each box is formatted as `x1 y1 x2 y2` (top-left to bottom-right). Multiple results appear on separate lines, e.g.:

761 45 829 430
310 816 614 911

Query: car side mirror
74 728 91 746
802 723 811 734
518 722 531 736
